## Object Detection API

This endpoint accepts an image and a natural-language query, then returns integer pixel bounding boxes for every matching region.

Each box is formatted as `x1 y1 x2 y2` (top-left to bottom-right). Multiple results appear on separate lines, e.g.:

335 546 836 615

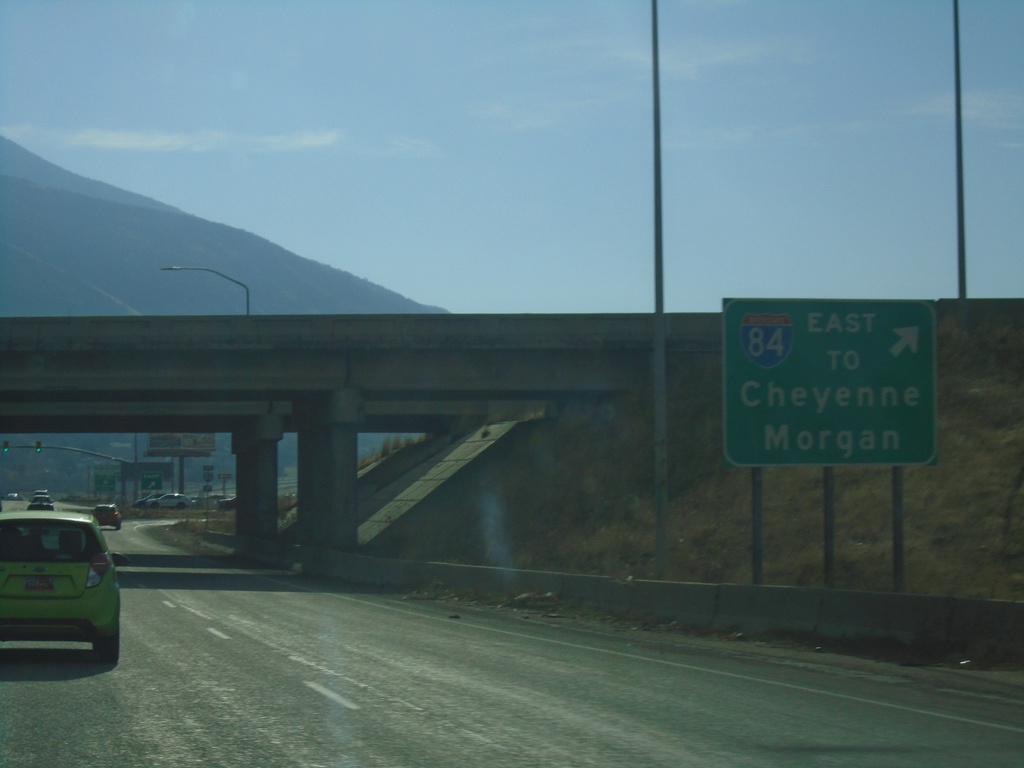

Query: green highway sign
94 473 116 493
723 299 937 467
140 472 164 491
93 464 120 494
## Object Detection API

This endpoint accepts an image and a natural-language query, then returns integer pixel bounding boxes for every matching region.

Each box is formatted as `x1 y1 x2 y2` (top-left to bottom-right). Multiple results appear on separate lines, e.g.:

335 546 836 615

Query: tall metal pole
651 0 668 579
953 0 968 330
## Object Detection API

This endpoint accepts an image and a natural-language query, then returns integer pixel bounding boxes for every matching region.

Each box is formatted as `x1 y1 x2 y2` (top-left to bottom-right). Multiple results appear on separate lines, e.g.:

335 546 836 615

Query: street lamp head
160 266 183 271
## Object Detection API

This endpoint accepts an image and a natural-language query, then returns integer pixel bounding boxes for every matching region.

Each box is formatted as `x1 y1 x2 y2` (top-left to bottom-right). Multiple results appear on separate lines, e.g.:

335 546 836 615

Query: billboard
147 433 216 457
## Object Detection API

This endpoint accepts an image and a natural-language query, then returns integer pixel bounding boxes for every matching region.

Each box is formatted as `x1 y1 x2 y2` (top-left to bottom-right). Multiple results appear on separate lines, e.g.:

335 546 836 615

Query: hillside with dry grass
389 303 1024 601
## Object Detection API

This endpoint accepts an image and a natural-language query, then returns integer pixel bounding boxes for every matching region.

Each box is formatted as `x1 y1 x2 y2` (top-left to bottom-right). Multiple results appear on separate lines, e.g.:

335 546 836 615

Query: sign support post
824 467 835 589
751 468 763 585
893 466 905 592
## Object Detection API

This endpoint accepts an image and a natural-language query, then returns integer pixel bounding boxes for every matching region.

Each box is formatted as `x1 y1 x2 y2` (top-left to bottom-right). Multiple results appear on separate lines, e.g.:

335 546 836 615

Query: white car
149 493 192 510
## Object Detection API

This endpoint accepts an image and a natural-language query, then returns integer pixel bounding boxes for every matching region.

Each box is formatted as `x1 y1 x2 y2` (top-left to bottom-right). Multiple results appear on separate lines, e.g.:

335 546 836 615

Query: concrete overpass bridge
1 313 719 549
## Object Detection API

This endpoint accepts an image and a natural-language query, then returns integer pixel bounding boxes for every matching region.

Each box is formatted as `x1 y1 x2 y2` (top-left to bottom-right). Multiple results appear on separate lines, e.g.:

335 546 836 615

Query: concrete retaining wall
231 537 1024 658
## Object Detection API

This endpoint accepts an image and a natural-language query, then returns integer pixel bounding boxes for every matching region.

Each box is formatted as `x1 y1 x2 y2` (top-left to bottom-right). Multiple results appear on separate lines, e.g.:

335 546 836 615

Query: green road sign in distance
140 472 163 491
723 299 936 467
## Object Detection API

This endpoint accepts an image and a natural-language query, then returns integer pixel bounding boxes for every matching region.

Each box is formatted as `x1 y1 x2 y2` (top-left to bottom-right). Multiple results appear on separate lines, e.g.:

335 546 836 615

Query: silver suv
149 493 192 510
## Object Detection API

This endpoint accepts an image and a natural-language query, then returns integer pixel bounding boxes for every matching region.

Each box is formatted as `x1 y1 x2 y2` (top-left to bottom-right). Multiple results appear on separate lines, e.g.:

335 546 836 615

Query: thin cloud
69 129 221 151
380 137 439 157
616 36 812 81
254 131 343 151
65 129 344 152
469 97 560 133
905 89 1024 132
469 91 619 135
469 23 808 137
0 123 35 142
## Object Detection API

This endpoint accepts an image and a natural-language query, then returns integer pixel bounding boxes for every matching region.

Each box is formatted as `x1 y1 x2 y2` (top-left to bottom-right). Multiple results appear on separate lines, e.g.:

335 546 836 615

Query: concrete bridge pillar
296 389 363 551
232 414 284 540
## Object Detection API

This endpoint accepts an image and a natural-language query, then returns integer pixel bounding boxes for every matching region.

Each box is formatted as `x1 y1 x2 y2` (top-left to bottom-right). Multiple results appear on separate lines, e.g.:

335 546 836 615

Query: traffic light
34 440 42 452
2 440 8 452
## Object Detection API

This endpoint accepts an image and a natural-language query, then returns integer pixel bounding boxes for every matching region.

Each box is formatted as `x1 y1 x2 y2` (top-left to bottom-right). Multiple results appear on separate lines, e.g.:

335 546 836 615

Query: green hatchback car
0 511 129 662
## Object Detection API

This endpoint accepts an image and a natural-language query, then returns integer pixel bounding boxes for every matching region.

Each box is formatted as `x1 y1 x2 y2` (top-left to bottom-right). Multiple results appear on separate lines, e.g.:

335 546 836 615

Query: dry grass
442 312 1024 600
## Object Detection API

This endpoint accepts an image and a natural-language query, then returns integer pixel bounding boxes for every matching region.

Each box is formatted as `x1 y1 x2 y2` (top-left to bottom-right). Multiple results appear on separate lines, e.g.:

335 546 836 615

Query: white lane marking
213 612 424 713
304 681 360 710
252 573 1024 737
133 521 175 531
460 728 498 746
161 600 176 608
207 628 230 640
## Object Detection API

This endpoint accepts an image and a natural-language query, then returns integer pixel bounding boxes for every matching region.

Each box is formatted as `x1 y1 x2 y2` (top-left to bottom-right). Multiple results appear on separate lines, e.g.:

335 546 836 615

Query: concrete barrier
816 589 952 645
945 596 1024 660
558 572 617 609
225 536 1024 657
627 580 719 628
714 584 821 635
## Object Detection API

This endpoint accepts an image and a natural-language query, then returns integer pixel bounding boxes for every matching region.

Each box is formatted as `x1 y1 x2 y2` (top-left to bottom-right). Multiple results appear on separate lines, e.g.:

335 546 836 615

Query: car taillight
87 552 111 588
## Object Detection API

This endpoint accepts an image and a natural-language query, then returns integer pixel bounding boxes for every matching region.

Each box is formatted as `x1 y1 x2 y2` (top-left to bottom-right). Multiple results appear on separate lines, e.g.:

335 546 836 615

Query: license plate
24 576 55 592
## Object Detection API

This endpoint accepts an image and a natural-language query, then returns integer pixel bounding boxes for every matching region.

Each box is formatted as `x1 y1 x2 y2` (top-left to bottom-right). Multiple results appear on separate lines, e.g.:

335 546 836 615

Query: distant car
149 493 191 510
0 510 129 662
217 496 236 511
27 500 55 511
92 503 122 530
132 493 162 509
31 494 53 505
5 492 23 501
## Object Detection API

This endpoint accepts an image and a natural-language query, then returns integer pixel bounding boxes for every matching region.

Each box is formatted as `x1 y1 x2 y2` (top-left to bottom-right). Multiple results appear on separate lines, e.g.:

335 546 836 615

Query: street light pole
953 0 968 330
651 0 668 580
160 266 250 315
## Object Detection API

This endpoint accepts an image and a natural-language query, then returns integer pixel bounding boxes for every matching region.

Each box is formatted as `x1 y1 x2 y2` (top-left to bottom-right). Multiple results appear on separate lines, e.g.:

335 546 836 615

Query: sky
1 0 1021 315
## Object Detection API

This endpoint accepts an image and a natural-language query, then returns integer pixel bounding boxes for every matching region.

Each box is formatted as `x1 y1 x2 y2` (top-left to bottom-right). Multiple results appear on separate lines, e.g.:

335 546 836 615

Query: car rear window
0 521 102 563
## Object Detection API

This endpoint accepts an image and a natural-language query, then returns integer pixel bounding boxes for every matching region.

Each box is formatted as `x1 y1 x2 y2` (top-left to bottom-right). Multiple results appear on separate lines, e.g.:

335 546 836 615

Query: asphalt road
2 520 1022 767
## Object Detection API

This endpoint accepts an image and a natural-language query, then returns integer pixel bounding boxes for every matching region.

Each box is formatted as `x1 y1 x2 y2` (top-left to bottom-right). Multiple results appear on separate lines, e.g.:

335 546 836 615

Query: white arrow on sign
890 326 919 357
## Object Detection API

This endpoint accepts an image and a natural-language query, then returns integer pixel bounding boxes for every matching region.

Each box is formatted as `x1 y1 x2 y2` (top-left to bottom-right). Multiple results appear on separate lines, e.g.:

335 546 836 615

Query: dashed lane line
304 681 360 710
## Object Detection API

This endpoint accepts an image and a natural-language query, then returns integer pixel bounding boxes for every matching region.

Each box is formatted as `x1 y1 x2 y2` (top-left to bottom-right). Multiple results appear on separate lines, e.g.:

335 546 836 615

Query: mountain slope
0 139 444 316
0 136 181 215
